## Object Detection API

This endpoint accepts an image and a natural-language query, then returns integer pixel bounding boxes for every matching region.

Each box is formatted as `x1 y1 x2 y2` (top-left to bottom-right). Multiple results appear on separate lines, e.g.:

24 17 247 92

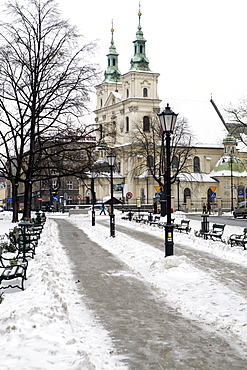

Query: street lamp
91 169 96 226
158 104 178 257
230 150 234 212
107 152 116 237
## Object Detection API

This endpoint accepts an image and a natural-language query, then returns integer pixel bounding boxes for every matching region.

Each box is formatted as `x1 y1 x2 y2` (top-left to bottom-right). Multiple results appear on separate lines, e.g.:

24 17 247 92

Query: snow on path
0 216 128 370
68 212 247 355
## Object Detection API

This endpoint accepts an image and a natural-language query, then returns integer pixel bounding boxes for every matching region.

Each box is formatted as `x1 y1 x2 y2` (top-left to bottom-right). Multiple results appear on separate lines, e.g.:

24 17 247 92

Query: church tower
94 7 161 148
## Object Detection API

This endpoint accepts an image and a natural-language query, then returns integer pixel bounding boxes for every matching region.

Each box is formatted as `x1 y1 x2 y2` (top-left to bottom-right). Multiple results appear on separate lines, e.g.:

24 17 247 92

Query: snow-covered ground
0 210 247 369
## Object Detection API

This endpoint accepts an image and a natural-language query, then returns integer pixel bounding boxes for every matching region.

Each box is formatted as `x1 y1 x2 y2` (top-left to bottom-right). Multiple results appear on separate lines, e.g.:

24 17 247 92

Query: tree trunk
11 182 19 223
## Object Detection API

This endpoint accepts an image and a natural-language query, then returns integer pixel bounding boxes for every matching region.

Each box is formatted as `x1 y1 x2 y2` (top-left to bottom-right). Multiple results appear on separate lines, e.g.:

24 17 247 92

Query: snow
0 210 247 368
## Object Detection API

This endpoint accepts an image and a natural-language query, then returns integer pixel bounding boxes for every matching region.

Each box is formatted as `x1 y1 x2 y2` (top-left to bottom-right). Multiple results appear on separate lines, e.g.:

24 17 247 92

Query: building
87 7 247 214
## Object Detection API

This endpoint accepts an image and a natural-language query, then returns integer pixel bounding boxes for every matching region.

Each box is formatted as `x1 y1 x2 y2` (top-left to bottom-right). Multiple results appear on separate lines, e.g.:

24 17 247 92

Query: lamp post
107 152 116 237
158 104 178 257
91 169 96 226
230 150 234 212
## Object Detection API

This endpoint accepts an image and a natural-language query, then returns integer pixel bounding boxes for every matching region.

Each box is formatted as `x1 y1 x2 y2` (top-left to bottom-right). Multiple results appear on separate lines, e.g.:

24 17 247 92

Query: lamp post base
110 214 115 237
92 210 95 226
164 224 174 257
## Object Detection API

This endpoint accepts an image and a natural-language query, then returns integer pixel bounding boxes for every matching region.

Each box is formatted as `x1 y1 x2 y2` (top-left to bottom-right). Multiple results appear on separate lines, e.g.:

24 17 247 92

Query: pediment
104 91 122 107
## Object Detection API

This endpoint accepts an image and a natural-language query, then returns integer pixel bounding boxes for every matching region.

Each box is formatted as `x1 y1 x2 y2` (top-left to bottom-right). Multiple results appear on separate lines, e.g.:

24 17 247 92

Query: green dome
210 155 247 177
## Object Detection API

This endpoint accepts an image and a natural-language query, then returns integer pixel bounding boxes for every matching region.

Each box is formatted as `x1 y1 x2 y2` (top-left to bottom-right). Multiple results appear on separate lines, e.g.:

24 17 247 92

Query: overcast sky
57 1 247 144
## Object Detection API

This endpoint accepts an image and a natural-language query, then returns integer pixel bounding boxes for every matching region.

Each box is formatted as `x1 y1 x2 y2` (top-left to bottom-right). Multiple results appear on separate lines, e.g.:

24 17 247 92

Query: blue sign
8 197 12 202
155 193 161 198
238 190 244 196
53 196 59 201
210 192 216 199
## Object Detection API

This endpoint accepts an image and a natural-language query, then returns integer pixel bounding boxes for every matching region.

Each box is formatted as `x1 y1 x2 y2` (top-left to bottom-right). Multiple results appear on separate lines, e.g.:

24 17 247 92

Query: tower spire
130 3 150 71
104 20 121 82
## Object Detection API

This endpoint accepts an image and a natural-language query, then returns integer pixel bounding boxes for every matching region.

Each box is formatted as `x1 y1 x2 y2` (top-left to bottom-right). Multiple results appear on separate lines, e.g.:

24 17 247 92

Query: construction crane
210 98 247 139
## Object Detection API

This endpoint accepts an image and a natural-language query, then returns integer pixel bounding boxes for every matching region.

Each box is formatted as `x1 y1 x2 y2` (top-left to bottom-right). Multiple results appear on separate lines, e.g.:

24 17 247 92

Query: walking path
53 218 247 369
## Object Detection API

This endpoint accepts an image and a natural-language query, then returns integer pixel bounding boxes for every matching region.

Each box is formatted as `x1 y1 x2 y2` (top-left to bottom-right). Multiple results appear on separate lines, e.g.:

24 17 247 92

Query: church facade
82 9 247 213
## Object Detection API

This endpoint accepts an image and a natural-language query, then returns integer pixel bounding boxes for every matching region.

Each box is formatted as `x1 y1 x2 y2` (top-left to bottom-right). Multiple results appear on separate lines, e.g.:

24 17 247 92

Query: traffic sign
126 192 133 199
76 194 82 200
53 196 59 201
38 197 42 201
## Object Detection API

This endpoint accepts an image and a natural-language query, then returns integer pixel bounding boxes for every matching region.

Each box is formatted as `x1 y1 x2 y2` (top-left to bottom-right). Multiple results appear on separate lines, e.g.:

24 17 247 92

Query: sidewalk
53 218 247 370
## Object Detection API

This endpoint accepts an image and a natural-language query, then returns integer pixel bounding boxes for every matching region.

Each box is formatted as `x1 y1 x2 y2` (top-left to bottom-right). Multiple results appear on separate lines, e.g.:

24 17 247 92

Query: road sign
76 194 82 200
38 197 42 201
53 196 59 201
126 192 133 199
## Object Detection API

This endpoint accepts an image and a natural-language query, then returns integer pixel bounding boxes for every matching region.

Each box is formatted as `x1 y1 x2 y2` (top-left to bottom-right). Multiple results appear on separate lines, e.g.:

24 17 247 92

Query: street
54 217 247 369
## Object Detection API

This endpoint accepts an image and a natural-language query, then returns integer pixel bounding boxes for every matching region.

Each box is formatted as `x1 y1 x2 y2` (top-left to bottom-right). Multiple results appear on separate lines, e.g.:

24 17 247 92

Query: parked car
233 201 247 218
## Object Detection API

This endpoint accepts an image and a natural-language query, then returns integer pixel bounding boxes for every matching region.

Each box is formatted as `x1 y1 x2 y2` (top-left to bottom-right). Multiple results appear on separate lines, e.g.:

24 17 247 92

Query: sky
58 0 247 145
0 210 247 368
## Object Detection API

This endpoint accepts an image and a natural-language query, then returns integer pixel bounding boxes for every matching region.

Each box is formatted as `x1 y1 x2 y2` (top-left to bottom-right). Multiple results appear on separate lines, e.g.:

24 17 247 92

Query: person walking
100 203 106 215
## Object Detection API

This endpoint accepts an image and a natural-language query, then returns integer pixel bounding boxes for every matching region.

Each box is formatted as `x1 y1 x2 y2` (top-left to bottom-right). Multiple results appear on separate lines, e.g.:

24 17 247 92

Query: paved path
53 218 247 369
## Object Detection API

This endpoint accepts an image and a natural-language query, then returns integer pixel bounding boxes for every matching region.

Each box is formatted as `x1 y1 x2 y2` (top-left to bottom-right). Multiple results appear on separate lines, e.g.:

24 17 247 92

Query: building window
143 88 148 97
184 188 191 203
193 156 200 172
147 155 154 169
143 116 150 132
113 58 116 66
126 89 129 98
100 99 103 107
126 116 129 132
67 181 73 190
171 156 179 169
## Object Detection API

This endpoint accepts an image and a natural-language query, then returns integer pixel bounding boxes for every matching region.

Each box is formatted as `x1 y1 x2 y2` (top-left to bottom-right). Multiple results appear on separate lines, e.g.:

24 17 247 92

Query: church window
126 117 129 132
147 155 154 169
171 156 179 169
113 58 116 66
140 45 143 54
193 156 200 172
143 88 148 97
143 116 150 132
100 99 103 108
184 188 191 203
135 46 137 54
126 89 129 98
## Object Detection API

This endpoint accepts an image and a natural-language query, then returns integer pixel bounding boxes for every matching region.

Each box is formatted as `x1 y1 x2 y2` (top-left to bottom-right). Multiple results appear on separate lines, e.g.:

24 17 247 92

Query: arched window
112 58 116 66
126 116 129 132
193 156 200 172
143 88 148 97
171 156 179 170
143 116 150 132
126 89 129 98
184 188 191 203
147 155 154 169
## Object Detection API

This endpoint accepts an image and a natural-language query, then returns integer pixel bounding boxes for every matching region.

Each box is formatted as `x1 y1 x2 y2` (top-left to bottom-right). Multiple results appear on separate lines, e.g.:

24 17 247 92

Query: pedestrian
203 203 207 213
153 201 158 214
100 203 106 215
207 202 211 215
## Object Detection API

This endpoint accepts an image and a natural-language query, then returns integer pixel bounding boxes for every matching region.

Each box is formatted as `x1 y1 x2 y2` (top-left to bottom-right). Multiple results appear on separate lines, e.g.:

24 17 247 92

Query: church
81 8 247 213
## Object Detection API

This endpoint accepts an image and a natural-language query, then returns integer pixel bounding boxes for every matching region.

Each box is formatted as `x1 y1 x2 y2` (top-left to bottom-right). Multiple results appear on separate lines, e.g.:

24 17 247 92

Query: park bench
229 228 247 250
149 215 161 227
6 226 38 259
174 219 191 233
204 223 225 241
133 214 145 223
0 255 28 290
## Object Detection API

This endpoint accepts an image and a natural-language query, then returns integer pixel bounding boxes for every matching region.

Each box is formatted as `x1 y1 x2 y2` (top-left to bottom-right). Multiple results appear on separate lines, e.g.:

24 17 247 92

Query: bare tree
130 114 193 186
224 99 247 143
0 0 100 221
